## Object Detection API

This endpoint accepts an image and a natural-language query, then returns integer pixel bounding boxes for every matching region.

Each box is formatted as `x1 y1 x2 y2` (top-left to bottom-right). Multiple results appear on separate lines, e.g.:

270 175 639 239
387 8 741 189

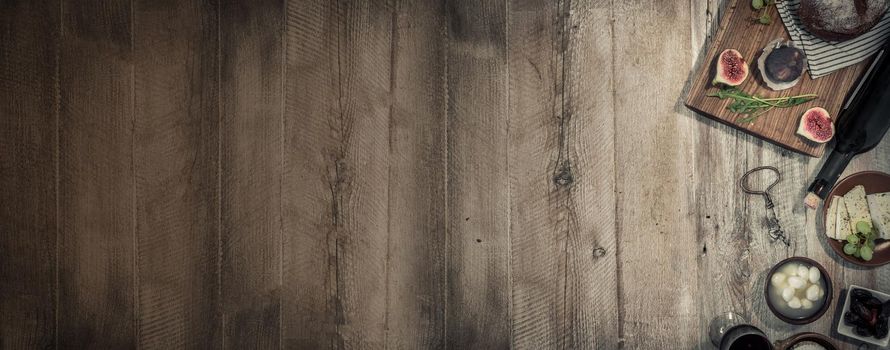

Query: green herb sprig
706 88 818 123
844 221 878 261
752 0 776 25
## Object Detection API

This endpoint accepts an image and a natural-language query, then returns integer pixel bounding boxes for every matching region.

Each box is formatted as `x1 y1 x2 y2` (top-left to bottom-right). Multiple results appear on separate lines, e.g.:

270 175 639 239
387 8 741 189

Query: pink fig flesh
796 107 834 143
713 49 749 86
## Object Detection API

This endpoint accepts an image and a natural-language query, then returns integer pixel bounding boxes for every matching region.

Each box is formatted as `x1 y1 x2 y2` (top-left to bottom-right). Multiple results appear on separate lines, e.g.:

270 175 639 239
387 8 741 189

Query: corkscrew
740 166 790 246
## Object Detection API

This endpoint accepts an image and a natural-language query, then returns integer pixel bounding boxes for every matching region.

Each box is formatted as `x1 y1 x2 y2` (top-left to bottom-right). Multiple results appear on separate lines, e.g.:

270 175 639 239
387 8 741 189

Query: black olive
852 288 873 302
855 325 874 337
845 311 865 326
877 317 889 339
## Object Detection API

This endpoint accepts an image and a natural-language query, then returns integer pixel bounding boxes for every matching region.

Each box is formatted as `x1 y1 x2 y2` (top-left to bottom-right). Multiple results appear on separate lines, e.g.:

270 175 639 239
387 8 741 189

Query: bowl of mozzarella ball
765 257 833 324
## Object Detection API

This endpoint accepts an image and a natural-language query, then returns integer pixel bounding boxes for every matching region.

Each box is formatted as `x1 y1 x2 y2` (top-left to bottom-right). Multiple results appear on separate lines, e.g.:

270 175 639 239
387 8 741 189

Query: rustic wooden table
1 0 888 349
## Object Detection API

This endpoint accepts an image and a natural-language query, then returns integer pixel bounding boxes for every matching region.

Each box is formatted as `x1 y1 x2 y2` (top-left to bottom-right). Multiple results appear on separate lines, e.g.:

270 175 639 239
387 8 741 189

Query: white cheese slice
836 197 853 240
844 185 872 233
826 196 839 239
867 192 890 239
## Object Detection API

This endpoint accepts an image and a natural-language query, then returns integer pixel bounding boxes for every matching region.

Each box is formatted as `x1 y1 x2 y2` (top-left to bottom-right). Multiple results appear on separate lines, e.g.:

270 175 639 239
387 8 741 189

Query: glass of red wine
709 312 773 350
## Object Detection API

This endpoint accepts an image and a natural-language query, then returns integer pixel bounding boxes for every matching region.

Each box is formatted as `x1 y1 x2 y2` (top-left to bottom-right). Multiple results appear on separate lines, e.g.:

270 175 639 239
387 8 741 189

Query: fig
757 39 807 91
713 49 749 86
852 288 873 302
855 325 873 337
865 297 883 310
852 302 874 321
882 300 890 317
877 317 889 339
796 107 834 143
845 311 865 326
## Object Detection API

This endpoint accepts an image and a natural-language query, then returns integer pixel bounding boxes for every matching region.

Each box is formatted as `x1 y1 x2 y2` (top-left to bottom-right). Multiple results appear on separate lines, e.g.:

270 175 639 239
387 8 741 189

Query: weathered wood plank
507 2 563 347
282 0 392 348
687 1 763 348
508 0 618 348
385 0 448 348
219 0 284 349
133 0 221 347
0 1 59 348
612 0 700 347
444 0 511 348
57 0 136 348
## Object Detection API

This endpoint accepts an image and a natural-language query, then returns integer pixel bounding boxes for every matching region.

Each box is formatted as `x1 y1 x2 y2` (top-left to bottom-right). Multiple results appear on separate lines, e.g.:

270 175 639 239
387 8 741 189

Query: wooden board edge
684 102 825 157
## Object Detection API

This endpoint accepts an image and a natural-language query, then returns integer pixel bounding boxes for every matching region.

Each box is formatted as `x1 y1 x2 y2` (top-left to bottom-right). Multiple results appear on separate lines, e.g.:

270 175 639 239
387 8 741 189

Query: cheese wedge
836 197 853 240
867 192 890 239
826 195 840 239
844 185 872 233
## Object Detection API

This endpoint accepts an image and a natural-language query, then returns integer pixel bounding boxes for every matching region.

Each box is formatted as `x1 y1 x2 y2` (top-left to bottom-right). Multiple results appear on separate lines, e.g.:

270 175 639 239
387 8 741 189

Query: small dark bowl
775 332 838 350
764 257 833 325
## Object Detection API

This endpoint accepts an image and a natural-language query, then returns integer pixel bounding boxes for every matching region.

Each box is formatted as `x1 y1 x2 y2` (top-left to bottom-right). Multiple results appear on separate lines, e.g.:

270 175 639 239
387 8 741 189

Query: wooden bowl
764 257 833 325
775 332 838 350
822 171 890 267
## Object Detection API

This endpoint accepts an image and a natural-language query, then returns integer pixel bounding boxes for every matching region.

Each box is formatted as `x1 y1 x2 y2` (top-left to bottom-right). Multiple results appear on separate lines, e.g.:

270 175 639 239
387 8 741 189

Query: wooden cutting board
685 0 870 157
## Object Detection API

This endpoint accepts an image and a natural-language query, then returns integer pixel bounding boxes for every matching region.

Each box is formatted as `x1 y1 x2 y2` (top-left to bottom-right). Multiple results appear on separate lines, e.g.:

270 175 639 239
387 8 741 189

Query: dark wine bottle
805 43 890 208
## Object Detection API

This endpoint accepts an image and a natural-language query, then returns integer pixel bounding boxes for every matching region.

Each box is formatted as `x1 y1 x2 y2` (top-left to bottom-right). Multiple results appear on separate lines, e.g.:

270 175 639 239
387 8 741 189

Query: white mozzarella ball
782 287 795 302
818 287 825 298
788 297 802 309
797 265 810 278
787 276 805 289
808 267 821 284
771 273 787 288
806 284 820 301
801 299 813 309
781 263 798 276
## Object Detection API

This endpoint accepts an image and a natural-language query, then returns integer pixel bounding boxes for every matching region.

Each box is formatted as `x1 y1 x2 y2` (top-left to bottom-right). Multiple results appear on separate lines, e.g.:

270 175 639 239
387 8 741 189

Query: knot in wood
553 164 574 187
592 247 606 258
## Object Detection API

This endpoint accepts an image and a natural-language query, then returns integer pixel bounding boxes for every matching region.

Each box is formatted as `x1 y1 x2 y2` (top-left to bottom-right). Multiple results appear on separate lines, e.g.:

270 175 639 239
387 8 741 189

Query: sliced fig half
713 49 749 86
796 107 834 143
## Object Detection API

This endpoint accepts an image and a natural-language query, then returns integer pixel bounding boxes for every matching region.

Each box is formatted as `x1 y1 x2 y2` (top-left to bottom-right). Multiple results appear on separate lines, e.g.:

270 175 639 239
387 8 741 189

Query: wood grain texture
508 0 617 348
385 0 448 348
2 1 890 349
0 1 59 348
219 0 283 349
58 0 136 348
612 0 700 347
282 0 392 348
687 1 769 348
133 0 221 348
445 0 512 348
688 1 763 348
685 0 868 157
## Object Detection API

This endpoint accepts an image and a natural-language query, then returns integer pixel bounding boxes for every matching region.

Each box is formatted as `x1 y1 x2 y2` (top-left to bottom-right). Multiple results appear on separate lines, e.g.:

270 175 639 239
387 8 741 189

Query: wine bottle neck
808 150 855 199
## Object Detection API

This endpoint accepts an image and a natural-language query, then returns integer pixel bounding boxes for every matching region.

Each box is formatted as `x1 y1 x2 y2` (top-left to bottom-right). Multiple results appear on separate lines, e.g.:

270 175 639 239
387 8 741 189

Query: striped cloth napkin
777 0 890 78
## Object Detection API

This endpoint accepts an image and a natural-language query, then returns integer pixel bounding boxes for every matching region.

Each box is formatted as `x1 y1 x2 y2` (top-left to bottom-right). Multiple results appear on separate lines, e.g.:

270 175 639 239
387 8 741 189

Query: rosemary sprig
706 88 818 123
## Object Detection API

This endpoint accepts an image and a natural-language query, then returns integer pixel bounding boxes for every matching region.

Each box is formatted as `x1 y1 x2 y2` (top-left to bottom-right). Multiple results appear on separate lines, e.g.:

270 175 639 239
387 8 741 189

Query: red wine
720 325 774 350
806 42 890 206
728 334 773 350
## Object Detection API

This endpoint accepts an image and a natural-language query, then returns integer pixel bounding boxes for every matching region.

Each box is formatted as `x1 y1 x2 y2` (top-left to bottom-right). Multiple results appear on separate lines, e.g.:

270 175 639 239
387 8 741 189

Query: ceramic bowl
764 257 832 325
